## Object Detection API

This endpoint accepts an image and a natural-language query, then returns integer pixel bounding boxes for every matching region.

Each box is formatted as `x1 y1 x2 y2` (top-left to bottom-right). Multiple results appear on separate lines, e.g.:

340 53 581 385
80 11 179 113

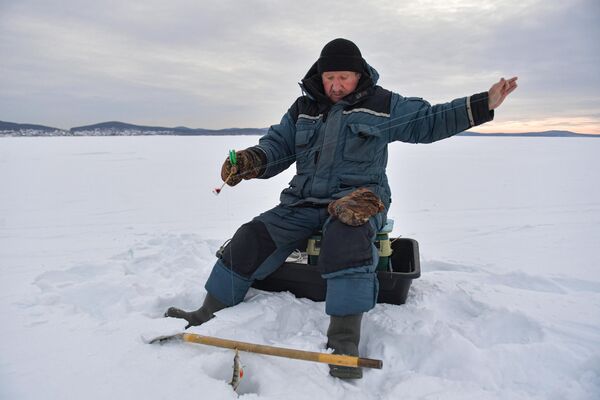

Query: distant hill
1 119 598 137
459 130 600 138
70 121 268 136
0 120 67 135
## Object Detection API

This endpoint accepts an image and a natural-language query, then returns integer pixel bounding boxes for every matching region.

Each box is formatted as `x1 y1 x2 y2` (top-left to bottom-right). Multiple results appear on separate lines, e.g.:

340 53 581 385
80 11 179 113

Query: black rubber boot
164 293 227 329
326 313 363 379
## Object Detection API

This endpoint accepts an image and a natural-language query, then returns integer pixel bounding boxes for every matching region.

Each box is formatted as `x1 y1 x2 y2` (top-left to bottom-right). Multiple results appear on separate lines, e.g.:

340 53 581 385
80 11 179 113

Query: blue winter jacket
253 62 493 209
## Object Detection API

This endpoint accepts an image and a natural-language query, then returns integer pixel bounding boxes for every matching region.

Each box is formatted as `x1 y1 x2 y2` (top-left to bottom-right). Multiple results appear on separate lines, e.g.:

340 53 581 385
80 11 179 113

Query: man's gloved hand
328 188 385 226
220 148 265 186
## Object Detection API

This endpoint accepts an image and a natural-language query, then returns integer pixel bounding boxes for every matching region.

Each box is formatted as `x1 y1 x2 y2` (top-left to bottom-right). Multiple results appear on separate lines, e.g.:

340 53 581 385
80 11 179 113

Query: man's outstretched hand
488 77 518 110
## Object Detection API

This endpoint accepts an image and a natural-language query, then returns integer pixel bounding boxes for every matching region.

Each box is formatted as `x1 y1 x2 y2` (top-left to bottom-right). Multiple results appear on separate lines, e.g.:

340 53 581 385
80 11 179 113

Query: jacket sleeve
388 92 493 144
254 104 298 179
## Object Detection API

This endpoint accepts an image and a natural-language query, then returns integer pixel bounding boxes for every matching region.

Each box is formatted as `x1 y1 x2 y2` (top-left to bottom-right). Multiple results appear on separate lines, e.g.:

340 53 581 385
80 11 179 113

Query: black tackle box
251 237 420 305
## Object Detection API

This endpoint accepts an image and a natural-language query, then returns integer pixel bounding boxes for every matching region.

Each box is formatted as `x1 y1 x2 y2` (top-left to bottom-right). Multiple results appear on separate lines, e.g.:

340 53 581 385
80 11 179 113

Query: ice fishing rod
148 332 383 369
212 149 237 195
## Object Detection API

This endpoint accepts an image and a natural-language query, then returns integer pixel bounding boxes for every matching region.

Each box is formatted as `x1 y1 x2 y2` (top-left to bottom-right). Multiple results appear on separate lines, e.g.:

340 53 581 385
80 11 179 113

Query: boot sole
329 365 363 379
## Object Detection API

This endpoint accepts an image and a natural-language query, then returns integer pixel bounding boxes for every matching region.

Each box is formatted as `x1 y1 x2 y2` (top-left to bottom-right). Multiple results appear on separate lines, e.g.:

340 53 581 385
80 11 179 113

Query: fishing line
229 95 489 180
224 152 237 307
229 200 235 308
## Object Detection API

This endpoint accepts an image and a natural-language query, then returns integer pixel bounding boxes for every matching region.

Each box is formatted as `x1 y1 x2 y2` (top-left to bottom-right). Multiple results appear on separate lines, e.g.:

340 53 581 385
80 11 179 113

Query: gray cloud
1 0 598 132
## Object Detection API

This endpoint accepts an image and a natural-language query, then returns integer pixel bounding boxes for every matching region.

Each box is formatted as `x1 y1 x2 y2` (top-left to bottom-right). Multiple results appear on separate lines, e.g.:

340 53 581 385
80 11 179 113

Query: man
166 38 518 379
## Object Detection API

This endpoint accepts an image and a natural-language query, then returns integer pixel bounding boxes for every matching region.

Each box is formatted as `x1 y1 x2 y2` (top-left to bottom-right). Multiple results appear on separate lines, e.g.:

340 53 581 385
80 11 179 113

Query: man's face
321 71 361 103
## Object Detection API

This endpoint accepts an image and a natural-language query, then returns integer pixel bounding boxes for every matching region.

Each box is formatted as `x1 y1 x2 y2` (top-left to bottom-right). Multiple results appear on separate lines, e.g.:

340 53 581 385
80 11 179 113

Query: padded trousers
204 204 385 316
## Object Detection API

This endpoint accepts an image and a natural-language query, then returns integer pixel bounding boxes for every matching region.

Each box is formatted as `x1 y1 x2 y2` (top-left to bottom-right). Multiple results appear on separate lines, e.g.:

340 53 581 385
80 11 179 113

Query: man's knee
219 220 276 277
318 219 374 275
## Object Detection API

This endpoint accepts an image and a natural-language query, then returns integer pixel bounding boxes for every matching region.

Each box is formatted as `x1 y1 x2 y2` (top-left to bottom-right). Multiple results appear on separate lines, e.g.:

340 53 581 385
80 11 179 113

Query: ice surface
1 136 599 399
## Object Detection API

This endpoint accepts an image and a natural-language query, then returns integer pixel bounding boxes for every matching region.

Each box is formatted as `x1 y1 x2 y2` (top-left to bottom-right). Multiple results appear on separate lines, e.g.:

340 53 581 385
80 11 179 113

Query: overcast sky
1 0 599 133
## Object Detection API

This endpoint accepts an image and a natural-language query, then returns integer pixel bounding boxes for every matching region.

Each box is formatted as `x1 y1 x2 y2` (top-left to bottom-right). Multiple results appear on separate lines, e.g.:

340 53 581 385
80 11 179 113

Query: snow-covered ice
1 136 599 399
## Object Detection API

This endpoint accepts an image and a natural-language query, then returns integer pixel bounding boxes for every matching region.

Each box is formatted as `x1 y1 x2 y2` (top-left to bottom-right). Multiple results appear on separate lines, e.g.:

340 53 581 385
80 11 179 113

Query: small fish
230 349 244 392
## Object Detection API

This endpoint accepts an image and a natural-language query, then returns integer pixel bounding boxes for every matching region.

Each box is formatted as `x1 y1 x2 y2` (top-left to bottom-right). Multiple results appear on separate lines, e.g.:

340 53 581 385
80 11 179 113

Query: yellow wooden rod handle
181 333 382 369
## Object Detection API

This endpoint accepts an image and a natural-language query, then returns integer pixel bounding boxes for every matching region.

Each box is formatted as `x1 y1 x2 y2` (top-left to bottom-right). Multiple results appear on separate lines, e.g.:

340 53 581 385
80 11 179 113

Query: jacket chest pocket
342 124 382 162
295 125 318 167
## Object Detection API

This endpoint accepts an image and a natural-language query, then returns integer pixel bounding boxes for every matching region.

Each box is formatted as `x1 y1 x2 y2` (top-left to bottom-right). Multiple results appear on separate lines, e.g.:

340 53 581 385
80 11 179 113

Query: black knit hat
317 38 365 74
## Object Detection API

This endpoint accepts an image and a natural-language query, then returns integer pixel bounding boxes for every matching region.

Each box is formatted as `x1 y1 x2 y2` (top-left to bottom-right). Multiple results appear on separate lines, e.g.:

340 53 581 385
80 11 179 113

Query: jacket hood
299 60 380 106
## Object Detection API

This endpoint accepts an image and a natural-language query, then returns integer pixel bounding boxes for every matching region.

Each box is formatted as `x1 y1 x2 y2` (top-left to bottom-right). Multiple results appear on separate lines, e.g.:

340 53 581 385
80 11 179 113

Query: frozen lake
1 136 599 399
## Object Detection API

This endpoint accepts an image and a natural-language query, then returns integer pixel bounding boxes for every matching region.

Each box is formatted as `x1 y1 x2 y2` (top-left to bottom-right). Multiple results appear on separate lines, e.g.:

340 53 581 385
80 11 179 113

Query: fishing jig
213 149 237 195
